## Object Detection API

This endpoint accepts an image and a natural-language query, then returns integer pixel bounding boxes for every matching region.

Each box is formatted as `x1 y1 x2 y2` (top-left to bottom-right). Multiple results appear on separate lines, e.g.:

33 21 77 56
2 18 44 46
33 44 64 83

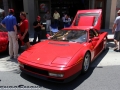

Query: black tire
82 52 91 74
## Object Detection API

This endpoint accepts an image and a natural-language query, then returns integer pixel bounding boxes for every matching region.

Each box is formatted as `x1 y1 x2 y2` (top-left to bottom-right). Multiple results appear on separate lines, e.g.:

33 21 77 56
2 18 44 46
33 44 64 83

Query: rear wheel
82 52 91 74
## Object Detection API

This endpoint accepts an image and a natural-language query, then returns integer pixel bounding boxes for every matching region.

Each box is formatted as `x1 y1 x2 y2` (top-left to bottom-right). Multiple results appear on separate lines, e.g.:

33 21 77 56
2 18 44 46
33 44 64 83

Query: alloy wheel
83 53 90 72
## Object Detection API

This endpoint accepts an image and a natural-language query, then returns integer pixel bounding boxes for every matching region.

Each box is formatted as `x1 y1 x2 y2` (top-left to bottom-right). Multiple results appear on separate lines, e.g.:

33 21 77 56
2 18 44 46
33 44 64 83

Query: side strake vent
48 42 69 46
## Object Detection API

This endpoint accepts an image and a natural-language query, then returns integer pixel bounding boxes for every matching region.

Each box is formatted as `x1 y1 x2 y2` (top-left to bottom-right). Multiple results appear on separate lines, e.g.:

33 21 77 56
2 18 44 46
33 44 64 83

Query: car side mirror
46 34 50 37
92 37 99 41
89 39 92 42
46 34 53 39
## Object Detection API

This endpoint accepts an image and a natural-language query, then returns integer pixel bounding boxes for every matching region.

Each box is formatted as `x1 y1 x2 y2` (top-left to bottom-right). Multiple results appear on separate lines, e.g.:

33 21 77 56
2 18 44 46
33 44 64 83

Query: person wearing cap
1 9 18 59
33 16 43 44
18 12 30 49
112 10 120 51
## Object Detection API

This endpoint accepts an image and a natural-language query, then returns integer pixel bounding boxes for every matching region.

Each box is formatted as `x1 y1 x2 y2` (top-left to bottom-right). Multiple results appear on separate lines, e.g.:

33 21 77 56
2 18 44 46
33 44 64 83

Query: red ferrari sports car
18 9 108 83
0 29 24 53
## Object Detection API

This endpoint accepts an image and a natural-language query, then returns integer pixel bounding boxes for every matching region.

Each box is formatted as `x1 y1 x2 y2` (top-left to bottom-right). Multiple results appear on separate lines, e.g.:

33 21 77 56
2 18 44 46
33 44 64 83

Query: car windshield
51 30 87 43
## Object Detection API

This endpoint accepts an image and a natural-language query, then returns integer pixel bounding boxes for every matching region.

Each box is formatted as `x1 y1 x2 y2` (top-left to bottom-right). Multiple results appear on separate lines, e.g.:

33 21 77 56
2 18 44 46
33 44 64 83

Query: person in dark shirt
64 15 71 28
33 16 43 44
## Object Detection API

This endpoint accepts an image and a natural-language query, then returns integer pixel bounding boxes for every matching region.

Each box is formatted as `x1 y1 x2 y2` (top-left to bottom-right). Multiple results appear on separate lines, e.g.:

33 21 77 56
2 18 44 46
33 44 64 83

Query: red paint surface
0 31 24 53
18 9 108 81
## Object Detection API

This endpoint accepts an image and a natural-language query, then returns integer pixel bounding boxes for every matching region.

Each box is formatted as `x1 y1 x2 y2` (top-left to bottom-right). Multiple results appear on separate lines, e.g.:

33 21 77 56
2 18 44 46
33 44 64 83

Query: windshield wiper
61 39 69 41
69 40 82 43
50 39 69 42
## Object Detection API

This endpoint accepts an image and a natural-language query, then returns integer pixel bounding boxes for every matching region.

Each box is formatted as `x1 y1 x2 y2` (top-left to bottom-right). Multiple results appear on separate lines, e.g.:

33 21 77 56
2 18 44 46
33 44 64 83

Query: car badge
37 58 40 61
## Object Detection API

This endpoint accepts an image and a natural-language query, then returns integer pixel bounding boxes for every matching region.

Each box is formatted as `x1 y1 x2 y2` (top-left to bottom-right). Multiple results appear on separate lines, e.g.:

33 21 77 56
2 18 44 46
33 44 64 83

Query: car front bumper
20 66 81 83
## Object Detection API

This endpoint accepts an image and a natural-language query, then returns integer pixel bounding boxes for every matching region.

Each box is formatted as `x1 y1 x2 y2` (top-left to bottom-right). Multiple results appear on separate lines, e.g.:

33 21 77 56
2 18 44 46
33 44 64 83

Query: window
89 29 97 39
51 30 87 43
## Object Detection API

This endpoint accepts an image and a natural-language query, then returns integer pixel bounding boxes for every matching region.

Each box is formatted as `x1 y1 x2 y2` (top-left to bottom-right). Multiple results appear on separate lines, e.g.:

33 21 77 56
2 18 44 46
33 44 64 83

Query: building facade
1 0 119 32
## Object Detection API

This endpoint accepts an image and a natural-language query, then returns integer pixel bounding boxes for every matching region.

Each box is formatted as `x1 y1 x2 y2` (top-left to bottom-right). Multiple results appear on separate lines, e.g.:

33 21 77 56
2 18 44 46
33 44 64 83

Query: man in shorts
18 12 30 49
112 10 120 51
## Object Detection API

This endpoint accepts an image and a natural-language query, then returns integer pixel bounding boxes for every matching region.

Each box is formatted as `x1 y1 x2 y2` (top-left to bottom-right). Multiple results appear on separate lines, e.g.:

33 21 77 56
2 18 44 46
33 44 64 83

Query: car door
89 29 100 57
94 29 105 53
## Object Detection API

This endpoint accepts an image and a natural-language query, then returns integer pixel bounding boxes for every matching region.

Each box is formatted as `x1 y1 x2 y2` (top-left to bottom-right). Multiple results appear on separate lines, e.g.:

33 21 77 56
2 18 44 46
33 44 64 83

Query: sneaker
116 49 120 52
14 56 18 60
10 56 14 59
114 47 118 51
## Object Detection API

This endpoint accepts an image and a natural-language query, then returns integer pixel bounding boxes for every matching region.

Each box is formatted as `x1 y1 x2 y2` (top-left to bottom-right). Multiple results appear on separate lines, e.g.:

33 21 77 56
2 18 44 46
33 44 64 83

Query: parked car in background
0 29 24 53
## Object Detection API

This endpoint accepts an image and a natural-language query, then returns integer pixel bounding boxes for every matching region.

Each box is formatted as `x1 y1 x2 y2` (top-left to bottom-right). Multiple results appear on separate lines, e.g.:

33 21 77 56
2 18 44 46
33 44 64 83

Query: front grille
47 78 64 82
24 65 48 76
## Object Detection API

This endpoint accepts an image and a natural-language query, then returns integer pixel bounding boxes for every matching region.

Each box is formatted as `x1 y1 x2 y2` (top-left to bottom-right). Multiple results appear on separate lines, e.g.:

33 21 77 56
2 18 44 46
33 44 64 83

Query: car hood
19 40 84 66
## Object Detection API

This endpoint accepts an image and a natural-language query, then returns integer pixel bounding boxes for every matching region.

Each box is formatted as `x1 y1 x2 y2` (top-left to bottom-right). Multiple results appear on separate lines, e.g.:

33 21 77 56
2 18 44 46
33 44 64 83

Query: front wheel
82 52 91 74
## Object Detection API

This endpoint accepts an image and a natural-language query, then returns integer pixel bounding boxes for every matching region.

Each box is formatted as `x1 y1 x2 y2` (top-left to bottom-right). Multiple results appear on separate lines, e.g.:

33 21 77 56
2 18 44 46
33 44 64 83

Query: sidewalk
101 29 113 41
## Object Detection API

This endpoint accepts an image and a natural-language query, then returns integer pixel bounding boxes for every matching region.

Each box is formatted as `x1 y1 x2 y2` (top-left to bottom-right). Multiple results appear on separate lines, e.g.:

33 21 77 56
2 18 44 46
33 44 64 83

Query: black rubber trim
74 13 99 26
20 67 81 83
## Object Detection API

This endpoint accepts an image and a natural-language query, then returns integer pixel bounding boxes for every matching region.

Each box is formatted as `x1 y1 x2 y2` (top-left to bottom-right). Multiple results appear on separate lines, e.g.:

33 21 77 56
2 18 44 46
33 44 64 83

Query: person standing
33 16 43 44
62 14 67 24
53 10 60 27
44 11 51 32
112 10 120 51
18 12 30 49
1 9 18 59
59 13 66 29
64 15 71 28
50 19 59 35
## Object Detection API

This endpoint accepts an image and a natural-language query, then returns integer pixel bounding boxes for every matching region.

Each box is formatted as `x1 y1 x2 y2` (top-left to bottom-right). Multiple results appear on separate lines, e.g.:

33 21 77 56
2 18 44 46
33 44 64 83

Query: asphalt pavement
0 41 120 90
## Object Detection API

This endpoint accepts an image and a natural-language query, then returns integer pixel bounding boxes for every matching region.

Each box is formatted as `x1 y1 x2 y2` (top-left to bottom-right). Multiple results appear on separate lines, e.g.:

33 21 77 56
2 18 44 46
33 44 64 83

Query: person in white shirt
112 10 120 51
53 10 60 27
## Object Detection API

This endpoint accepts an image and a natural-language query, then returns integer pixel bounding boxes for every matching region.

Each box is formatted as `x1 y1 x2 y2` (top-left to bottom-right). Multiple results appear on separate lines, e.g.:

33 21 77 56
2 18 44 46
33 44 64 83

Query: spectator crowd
0 9 72 59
